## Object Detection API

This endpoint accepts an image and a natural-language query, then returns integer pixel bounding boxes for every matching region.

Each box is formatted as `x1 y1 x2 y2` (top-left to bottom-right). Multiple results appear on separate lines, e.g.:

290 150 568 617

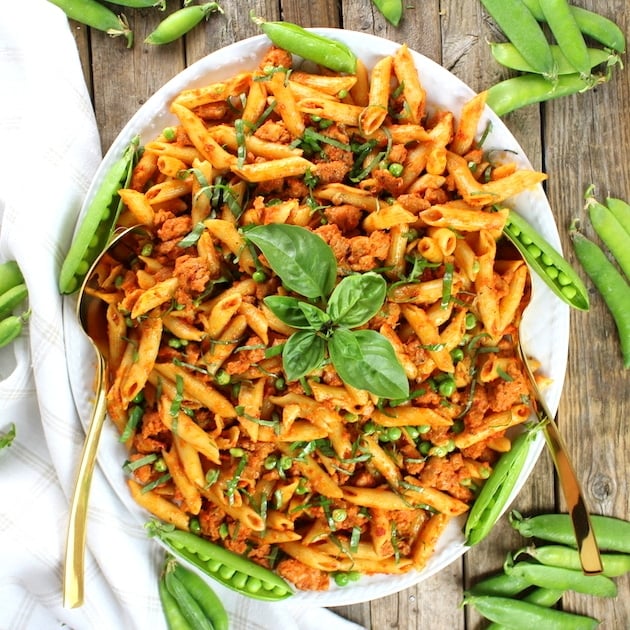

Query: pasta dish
86 42 546 590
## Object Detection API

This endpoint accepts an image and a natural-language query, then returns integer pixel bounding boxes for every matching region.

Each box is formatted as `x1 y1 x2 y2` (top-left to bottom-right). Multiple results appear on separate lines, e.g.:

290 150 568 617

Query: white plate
63 29 569 607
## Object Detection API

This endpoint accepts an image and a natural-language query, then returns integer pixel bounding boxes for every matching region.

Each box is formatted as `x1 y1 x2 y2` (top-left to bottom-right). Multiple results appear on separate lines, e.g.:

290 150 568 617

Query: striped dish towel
0 2 365 629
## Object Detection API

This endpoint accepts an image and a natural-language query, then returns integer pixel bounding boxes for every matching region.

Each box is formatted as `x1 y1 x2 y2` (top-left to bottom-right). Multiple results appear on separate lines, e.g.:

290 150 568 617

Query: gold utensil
516 339 603 575
63 226 148 608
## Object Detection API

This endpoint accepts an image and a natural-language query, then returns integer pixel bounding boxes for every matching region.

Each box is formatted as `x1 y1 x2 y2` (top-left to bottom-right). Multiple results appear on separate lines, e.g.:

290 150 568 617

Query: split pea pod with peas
58 136 138 295
503 209 590 310
147 520 294 601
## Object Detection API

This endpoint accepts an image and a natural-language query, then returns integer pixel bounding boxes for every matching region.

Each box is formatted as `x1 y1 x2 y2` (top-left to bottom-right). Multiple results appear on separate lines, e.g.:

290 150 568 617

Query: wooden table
69 1 629 627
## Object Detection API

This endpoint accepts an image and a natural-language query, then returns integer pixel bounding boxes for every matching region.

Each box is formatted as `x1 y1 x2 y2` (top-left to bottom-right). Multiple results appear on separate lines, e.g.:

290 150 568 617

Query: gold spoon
516 338 603 575
63 225 148 608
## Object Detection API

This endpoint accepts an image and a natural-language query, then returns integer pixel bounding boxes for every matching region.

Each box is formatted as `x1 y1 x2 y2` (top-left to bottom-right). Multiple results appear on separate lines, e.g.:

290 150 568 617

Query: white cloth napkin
0 3 366 628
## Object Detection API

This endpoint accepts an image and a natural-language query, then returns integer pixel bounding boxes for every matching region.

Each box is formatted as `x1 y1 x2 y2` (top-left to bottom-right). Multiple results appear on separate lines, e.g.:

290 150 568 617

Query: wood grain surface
69 1 629 627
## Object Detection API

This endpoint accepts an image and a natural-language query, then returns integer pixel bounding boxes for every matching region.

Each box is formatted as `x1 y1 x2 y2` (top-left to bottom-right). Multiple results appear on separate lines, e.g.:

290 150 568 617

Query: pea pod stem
485 72 609 116
252 15 358 75
510 510 630 553
503 209 589 311
570 223 630 368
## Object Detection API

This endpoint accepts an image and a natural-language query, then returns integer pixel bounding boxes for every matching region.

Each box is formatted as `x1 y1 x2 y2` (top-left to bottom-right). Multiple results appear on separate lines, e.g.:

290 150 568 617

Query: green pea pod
464 427 537 546
58 136 138 295
252 16 357 75
0 313 28 349
503 209 590 311
164 564 215 630
486 72 609 117
467 570 533 597
0 283 28 320
485 588 565 630
147 521 294 601
605 196 630 237
489 42 620 76
510 511 630 553
107 0 165 8
145 3 223 45
520 544 630 577
0 261 24 296
586 193 630 282
463 594 599 629
539 0 592 79
570 226 630 368
48 0 133 48
480 0 557 80
521 0 626 53
371 0 403 26
158 572 194 630
172 561 229 630
504 555 618 597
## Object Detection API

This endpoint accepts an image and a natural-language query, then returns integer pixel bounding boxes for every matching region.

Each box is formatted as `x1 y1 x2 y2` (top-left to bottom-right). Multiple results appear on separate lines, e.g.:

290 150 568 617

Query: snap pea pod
504 556 618 597
463 595 599 629
467 571 533 597
486 588 565 630
605 196 630 237
158 571 193 630
106 0 165 7
164 564 215 630
480 0 557 80
0 312 29 349
570 226 630 368
586 193 630 281
48 0 133 48
145 3 223 45
485 72 609 117
521 0 626 53
490 42 618 76
58 136 138 295
510 511 630 553
464 428 537 546
252 16 357 74
503 209 590 310
0 261 24 296
519 545 630 577
147 521 293 601
171 561 229 630
539 0 592 79
0 284 28 319
371 0 403 26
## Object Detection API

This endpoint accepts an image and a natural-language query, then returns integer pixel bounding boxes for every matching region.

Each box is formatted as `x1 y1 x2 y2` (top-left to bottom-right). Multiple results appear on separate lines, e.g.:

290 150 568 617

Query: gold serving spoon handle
517 340 603 575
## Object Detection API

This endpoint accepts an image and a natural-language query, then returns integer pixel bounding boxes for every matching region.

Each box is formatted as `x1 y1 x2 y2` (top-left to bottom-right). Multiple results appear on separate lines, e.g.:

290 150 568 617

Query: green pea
450 347 464 363
438 377 456 397
464 312 477 330
334 572 350 586
388 163 404 177
145 2 223 45
387 426 402 441
252 270 268 283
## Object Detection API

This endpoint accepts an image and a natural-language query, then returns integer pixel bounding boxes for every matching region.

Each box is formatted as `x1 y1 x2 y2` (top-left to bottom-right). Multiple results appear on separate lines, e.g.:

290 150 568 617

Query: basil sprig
246 224 409 399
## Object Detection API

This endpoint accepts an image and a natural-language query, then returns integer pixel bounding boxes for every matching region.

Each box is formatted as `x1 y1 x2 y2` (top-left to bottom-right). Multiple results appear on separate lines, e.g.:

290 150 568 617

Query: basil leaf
264 296 313 329
246 224 337 299
327 272 386 328
328 328 409 399
282 330 326 381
